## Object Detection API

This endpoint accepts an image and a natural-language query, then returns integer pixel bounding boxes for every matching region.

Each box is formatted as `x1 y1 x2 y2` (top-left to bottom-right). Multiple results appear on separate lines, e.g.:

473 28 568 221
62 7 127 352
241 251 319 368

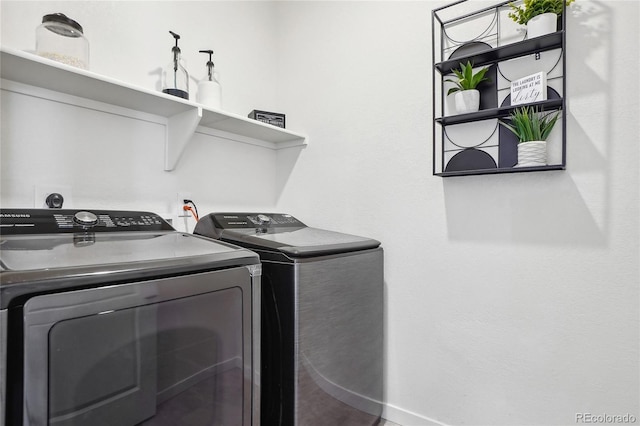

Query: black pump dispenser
199 50 214 81
162 30 189 99
170 31 181 72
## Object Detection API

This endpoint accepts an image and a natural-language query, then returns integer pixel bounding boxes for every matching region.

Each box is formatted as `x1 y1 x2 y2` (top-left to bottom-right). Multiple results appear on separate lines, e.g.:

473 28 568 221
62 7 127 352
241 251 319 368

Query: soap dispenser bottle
162 31 189 99
196 49 222 109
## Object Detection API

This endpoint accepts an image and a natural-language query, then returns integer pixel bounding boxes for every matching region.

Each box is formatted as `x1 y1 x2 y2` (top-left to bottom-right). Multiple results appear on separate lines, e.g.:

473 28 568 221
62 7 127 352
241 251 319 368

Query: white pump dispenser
196 49 221 109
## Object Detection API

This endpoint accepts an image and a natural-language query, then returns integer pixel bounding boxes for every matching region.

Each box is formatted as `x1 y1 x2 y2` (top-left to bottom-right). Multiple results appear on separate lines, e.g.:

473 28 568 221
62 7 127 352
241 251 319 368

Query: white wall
274 1 639 425
1 1 639 426
1 0 290 228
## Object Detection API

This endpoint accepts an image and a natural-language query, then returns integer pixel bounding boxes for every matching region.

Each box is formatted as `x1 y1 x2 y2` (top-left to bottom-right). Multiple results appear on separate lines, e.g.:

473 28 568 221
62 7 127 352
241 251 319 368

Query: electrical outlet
176 192 192 218
34 184 73 208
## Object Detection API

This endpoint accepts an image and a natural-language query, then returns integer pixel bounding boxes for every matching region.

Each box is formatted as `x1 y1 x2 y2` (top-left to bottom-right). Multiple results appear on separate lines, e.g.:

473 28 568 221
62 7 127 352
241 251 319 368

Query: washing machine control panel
0 209 174 234
211 213 305 229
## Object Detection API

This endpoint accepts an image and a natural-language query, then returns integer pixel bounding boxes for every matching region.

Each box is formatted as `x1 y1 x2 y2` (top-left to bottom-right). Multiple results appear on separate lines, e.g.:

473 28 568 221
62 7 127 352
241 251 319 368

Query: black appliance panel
0 209 173 235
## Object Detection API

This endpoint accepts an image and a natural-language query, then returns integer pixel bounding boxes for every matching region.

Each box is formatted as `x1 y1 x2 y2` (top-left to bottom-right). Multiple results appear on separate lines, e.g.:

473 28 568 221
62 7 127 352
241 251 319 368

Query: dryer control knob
255 214 271 234
256 214 271 225
74 211 98 226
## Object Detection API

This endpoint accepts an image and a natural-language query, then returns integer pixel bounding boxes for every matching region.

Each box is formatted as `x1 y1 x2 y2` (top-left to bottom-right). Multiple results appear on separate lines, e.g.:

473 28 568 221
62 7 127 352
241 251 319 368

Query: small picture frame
248 110 286 129
510 72 547 106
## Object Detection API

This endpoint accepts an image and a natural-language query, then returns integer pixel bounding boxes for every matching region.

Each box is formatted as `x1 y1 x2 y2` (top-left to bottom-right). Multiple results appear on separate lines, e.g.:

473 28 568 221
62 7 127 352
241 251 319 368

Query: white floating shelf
0 46 307 171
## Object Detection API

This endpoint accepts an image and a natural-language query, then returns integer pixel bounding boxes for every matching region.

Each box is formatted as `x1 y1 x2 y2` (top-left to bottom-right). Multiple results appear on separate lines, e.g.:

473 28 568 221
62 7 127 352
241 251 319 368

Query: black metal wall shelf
435 99 563 126
432 0 568 177
435 165 565 178
435 32 563 74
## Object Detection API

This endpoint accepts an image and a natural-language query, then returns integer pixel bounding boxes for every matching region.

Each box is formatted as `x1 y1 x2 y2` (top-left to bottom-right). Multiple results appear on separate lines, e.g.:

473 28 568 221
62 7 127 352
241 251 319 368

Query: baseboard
382 403 450 426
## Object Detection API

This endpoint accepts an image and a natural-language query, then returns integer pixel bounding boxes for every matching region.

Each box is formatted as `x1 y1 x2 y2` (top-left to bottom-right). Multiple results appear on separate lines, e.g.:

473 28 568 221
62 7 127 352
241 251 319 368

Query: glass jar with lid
36 13 89 70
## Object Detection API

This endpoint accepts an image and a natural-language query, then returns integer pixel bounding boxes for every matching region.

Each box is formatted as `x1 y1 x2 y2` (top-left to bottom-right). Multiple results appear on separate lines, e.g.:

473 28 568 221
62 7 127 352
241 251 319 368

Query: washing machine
0 208 261 426
194 213 383 426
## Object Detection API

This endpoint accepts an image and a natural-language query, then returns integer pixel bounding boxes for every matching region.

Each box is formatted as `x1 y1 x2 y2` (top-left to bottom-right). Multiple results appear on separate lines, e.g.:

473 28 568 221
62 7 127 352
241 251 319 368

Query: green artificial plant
445 61 490 96
500 106 561 142
508 0 575 25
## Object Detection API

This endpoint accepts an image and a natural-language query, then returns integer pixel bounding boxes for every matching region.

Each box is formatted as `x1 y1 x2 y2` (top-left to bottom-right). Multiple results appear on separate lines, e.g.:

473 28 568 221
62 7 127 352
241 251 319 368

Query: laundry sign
510 71 547 105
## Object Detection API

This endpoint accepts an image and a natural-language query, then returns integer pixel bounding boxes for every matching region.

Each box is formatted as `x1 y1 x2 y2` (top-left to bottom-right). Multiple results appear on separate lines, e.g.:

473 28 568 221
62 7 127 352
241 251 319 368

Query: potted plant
500 106 560 167
508 0 575 39
445 61 490 115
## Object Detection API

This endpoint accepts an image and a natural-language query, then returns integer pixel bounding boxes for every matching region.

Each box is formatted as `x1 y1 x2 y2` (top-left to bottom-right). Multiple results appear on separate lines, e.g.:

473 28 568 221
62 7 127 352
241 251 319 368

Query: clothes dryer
194 213 383 426
0 209 261 426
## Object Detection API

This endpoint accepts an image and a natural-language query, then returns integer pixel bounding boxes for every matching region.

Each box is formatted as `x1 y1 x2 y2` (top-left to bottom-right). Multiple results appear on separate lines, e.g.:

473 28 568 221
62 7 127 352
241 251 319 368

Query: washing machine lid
194 213 381 258
0 209 259 308
0 232 251 272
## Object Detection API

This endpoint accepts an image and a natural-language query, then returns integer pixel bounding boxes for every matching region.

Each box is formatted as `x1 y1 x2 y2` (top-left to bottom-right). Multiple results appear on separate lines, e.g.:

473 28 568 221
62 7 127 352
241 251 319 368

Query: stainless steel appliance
0 209 261 426
194 213 383 425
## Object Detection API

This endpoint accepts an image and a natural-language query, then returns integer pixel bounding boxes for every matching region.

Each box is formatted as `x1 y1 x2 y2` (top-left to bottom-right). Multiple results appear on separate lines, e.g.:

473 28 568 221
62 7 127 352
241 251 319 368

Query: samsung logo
0 213 31 218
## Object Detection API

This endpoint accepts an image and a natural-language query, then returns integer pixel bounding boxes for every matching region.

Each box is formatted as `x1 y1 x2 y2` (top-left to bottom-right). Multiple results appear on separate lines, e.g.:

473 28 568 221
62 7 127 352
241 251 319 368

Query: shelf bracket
164 107 203 171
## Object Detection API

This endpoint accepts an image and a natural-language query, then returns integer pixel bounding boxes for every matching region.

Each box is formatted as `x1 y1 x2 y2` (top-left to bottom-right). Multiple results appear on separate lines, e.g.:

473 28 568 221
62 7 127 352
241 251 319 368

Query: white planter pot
517 140 547 167
454 89 480 114
527 12 557 39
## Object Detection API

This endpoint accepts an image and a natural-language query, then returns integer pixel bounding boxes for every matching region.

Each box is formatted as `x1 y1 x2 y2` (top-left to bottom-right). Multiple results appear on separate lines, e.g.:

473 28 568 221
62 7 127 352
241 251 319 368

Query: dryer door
16 266 256 426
